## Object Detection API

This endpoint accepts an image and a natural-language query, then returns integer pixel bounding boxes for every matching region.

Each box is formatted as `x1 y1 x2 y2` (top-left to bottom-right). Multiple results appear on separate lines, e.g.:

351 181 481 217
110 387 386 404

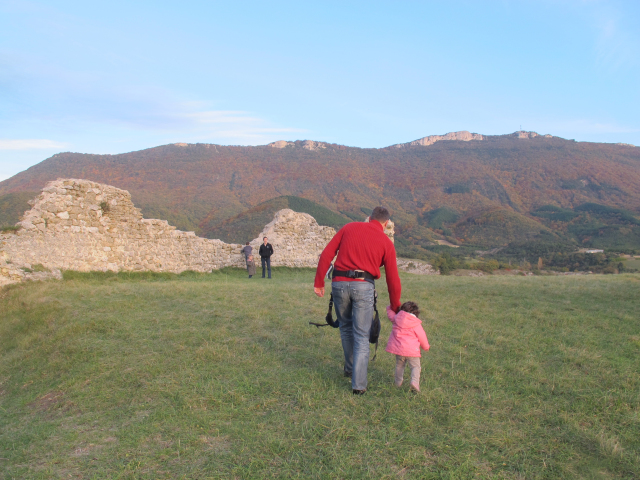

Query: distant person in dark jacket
259 237 274 279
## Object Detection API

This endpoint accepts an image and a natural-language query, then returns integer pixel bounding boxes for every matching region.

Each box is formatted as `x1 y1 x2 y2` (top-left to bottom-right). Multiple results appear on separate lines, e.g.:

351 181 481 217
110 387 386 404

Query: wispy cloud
557 119 639 135
540 117 640 136
184 110 262 124
177 110 307 144
0 139 68 150
590 3 640 70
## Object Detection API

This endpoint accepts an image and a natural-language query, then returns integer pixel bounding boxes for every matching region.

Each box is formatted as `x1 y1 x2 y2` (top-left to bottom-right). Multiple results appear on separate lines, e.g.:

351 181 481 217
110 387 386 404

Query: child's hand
386 305 396 321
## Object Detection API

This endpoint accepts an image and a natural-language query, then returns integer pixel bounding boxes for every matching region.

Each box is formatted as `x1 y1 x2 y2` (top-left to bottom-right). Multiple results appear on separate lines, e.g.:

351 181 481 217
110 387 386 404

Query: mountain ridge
1 131 639 254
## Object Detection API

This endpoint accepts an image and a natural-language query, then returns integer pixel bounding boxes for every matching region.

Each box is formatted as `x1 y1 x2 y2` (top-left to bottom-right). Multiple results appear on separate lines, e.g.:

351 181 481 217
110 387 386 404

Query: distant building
585 249 604 254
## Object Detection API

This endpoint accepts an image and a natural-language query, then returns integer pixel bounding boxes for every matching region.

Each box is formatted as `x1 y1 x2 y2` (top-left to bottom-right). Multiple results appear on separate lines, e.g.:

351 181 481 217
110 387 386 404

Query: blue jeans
261 257 271 278
332 281 375 391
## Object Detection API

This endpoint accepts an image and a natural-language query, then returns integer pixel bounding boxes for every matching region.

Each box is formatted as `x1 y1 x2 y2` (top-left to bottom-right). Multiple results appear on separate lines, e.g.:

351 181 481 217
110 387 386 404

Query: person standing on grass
241 241 253 260
246 254 256 278
242 241 254 277
314 206 401 395
385 301 430 392
259 236 274 279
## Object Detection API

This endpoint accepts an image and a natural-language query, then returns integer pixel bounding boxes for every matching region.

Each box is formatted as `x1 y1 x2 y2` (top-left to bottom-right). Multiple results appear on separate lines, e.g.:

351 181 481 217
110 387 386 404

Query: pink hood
391 310 423 329
385 307 430 357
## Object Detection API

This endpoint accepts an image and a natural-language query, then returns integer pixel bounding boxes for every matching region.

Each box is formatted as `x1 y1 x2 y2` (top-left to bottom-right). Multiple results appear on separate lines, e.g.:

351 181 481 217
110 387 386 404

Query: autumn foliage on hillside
1 134 639 251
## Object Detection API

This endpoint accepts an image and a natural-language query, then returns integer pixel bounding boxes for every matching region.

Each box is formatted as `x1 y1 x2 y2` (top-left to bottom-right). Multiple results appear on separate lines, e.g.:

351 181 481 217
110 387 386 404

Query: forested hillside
1 132 639 254
201 196 351 243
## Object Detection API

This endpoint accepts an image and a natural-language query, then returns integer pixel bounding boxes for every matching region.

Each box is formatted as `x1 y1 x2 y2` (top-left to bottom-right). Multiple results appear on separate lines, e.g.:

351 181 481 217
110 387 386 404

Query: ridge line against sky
1 0 639 181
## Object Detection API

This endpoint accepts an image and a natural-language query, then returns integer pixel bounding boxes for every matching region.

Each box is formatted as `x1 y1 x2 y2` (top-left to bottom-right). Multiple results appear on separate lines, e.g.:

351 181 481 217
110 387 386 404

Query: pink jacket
385 306 430 357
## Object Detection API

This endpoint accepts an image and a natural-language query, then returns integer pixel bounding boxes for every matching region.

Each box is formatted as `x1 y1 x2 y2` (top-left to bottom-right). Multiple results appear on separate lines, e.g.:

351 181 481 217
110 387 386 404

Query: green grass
1 270 639 479
623 258 640 271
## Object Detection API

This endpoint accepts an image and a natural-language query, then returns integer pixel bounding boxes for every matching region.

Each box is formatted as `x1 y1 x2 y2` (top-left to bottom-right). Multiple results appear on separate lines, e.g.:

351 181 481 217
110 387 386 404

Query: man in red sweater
314 206 401 394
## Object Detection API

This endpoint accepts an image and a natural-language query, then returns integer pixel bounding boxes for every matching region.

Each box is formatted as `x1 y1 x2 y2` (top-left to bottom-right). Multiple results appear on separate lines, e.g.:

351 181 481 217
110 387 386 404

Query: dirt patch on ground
450 269 486 277
435 239 459 247
29 391 64 412
199 435 231 454
71 443 104 457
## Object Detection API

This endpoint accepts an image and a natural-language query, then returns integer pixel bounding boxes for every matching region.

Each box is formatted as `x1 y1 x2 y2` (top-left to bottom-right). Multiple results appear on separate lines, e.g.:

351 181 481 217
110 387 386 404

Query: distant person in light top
385 301 430 392
241 241 253 277
259 237 274 279
241 241 252 260
246 254 256 278
314 206 401 395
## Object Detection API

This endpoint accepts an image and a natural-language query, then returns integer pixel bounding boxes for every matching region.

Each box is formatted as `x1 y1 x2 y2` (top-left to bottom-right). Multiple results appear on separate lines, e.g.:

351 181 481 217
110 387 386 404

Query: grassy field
623 257 640 271
1 270 639 479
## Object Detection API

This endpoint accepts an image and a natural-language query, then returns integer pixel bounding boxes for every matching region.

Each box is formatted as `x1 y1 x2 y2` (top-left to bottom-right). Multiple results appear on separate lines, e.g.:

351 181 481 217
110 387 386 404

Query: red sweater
314 221 402 312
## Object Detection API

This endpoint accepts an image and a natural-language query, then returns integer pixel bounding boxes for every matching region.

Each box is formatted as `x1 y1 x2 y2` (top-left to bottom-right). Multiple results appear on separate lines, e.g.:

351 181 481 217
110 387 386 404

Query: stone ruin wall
1 178 436 286
0 179 339 286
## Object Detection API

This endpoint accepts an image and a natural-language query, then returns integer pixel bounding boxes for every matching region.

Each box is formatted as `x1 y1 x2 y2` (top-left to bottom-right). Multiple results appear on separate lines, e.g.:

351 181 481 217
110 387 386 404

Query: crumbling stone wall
0 179 337 284
1 178 437 287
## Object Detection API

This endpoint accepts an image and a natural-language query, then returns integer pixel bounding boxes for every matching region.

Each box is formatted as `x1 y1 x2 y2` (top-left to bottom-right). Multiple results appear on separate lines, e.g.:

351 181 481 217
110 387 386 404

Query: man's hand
314 287 325 297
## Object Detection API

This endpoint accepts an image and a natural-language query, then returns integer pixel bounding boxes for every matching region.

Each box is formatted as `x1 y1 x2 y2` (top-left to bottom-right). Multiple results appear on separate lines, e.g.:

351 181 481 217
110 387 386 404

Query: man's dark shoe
343 371 352 378
352 389 366 395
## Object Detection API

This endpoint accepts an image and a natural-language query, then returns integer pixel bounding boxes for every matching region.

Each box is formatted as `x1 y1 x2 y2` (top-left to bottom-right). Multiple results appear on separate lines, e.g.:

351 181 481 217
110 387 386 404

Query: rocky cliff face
268 140 328 150
0 179 338 285
514 131 553 139
392 131 484 148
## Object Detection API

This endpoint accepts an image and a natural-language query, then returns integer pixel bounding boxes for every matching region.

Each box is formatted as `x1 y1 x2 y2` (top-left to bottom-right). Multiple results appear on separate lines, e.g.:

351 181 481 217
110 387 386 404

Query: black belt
332 269 376 283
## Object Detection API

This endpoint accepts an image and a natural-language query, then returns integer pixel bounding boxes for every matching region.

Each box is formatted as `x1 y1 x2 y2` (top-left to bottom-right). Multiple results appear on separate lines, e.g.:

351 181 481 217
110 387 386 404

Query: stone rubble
395 258 439 275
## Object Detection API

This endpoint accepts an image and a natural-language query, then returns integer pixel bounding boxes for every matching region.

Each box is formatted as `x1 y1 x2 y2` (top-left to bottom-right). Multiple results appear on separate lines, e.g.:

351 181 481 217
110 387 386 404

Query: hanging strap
371 289 380 361
309 293 339 328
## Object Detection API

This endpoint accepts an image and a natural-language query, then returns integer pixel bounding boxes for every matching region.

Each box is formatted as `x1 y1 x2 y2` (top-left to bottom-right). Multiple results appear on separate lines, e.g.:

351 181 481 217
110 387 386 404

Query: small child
386 301 430 392
246 254 256 278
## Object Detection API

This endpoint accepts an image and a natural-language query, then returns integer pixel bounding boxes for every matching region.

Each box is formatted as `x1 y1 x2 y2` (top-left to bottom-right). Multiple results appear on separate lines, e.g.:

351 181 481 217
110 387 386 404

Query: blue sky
1 0 639 180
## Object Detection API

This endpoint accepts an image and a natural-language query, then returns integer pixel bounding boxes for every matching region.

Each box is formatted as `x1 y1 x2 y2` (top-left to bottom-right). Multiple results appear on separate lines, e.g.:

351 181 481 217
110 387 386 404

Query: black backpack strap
371 289 380 361
309 293 339 328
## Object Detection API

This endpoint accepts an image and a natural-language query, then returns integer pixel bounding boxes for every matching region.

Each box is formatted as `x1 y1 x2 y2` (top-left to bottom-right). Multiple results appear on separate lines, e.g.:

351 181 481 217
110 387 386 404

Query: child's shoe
394 380 403 388
410 383 420 392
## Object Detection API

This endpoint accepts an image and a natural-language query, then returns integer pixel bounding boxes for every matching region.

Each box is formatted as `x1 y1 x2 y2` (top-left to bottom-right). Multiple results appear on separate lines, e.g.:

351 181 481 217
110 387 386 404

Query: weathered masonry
1 178 437 287
1 179 337 285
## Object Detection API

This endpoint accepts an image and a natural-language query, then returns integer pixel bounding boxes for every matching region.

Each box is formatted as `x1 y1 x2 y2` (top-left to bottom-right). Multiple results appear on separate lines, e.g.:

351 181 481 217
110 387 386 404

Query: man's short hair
246 241 250 245
370 206 390 223
263 237 268 240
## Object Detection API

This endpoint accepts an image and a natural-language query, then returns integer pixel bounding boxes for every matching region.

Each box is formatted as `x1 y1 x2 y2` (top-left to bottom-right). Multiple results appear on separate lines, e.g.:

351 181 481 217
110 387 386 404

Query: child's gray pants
395 355 421 389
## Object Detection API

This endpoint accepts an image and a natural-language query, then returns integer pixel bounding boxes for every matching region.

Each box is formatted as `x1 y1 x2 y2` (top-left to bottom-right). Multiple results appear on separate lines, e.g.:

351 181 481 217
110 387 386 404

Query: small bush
99 201 110 214
431 252 470 274
1 225 21 234
475 259 500 273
